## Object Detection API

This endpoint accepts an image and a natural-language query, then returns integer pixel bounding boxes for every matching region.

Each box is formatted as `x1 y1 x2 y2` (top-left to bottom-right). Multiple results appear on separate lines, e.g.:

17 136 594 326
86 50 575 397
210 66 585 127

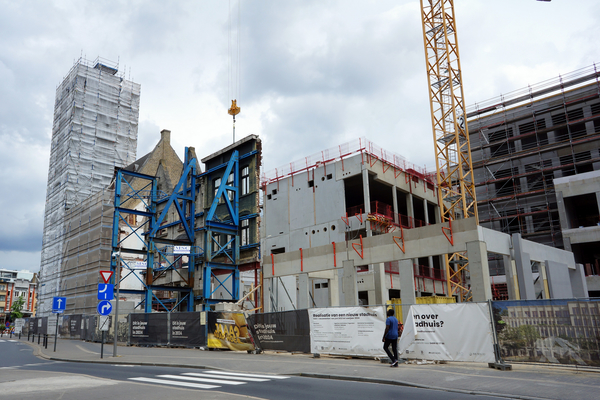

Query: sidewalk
18 336 600 400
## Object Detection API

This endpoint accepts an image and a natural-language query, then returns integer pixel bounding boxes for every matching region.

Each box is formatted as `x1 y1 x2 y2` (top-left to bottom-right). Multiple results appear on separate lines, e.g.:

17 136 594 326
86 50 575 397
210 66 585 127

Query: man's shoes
391 361 399 367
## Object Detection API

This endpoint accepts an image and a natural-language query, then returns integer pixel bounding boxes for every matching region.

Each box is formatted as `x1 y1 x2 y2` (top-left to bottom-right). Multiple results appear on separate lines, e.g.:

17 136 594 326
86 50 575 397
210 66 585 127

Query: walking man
382 308 399 367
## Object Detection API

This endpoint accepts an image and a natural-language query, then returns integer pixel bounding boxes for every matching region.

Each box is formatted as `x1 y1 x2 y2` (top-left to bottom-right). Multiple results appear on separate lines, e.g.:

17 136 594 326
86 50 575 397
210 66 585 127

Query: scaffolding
467 64 600 275
38 57 140 315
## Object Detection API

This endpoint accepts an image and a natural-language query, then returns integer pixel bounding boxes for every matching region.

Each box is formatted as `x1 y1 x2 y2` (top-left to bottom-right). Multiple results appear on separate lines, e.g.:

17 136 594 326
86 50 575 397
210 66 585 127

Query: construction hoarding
491 298 600 366
207 311 255 351
399 303 495 363
247 310 310 353
308 306 386 357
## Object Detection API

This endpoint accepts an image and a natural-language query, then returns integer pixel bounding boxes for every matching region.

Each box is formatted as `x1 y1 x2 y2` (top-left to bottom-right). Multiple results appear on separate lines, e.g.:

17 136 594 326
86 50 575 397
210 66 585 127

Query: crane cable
228 0 241 143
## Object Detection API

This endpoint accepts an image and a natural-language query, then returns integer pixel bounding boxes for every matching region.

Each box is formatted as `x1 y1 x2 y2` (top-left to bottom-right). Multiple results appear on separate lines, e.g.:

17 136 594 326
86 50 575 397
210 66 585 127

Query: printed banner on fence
308 306 386 357
247 310 310 353
207 312 255 351
398 303 495 363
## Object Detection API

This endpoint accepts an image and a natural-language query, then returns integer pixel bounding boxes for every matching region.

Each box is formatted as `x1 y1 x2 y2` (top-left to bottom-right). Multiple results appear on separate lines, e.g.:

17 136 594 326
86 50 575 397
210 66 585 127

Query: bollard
38 334 41 344
10 332 12 339
45 335 48 349
19 332 21 340
28 332 30 341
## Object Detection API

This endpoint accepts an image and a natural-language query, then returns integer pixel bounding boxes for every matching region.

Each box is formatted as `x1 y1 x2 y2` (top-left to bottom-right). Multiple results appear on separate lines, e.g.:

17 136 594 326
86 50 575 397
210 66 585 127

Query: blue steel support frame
111 147 203 313
203 150 240 309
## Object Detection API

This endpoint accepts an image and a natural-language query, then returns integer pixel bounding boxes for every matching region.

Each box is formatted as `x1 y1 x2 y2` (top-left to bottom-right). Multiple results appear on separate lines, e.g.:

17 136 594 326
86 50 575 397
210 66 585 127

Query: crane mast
420 0 478 301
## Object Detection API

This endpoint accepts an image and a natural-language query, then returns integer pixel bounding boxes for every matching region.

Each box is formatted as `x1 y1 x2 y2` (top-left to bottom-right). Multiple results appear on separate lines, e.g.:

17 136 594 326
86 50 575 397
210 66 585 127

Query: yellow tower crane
420 1 550 301
420 0 478 302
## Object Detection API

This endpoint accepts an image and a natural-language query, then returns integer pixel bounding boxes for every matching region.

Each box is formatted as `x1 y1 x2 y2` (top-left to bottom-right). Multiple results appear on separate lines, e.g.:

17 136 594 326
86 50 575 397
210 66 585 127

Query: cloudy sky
1 0 599 272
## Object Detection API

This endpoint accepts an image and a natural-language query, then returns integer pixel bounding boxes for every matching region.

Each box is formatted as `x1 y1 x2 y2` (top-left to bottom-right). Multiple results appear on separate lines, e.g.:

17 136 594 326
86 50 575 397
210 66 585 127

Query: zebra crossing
0 339 17 343
128 370 289 390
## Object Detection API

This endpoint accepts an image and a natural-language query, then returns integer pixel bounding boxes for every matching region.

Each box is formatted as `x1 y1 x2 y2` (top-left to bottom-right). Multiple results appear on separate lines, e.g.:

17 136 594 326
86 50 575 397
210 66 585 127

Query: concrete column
596 192 600 221
512 233 536 300
570 264 589 298
298 273 310 309
423 199 429 224
545 260 572 298
503 255 518 300
413 258 420 296
466 241 492 301
373 263 389 305
342 260 358 306
399 259 416 324
555 191 569 230
264 277 275 312
392 186 399 224
407 193 414 219
329 269 343 307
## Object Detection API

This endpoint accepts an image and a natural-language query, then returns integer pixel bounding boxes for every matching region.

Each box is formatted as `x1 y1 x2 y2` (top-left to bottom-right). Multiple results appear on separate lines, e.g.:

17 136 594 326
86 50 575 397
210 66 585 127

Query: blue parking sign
52 297 67 313
98 284 114 300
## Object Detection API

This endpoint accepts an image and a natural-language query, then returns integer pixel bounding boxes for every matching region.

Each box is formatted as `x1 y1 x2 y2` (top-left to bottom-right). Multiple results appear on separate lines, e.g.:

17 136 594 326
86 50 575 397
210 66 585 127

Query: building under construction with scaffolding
467 65 600 283
38 57 140 316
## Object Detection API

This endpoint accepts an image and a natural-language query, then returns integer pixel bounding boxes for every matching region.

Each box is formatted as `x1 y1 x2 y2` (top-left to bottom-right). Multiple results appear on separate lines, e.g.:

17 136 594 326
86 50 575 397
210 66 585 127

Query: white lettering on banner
398 303 495 363
308 306 386 357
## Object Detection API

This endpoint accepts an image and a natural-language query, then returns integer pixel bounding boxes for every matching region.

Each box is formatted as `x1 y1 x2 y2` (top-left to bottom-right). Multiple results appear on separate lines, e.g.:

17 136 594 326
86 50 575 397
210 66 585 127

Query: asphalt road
1 339 510 399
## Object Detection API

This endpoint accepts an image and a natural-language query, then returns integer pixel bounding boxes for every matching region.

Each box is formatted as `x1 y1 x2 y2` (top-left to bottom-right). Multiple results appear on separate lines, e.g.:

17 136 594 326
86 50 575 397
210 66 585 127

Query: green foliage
492 306 508 335
10 296 25 320
499 324 541 350
0 323 5 331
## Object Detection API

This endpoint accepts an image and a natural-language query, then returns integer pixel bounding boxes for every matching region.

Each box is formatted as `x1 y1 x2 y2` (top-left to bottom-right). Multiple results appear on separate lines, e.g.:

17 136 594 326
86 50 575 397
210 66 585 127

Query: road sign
98 284 114 300
97 300 113 316
100 270 114 284
98 315 110 331
52 296 67 313
47 315 58 335
14 319 25 334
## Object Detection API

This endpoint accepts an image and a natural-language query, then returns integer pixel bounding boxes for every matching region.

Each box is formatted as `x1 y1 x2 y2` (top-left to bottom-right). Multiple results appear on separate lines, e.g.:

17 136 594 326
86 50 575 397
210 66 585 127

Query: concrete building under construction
260 138 587 313
38 57 140 316
467 64 600 297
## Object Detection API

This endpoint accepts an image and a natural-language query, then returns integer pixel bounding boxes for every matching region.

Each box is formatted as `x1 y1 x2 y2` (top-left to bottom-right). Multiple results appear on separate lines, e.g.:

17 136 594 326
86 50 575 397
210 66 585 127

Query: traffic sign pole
53 314 59 352
113 247 121 357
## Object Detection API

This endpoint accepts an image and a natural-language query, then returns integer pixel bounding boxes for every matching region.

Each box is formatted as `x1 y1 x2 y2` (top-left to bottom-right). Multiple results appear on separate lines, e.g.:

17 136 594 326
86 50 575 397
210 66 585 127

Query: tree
10 296 25 321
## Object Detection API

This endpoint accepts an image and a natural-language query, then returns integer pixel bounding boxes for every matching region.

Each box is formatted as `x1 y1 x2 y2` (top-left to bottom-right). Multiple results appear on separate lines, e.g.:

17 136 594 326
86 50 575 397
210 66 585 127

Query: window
0 295 5 301
227 173 234 201
127 214 136 226
241 219 249 246
212 234 221 253
214 177 221 200
241 166 249 195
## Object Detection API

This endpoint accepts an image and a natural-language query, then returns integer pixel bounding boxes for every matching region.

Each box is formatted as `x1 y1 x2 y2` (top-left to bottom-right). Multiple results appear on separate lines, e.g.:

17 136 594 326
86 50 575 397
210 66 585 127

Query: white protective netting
38 58 140 316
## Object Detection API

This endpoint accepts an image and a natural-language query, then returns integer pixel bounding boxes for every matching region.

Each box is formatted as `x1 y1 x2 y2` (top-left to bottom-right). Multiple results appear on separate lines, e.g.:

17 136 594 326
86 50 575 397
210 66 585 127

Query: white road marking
76 344 99 354
128 377 219 389
158 374 246 385
203 370 290 379
183 372 269 382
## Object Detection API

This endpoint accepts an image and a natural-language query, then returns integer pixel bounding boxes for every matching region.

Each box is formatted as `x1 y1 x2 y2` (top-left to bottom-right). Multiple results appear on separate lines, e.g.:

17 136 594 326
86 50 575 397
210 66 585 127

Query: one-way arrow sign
100 270 114 284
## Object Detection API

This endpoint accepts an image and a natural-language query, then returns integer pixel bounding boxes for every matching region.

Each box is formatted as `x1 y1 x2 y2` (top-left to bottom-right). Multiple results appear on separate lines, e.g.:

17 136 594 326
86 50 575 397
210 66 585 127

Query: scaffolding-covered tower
38 57 140 316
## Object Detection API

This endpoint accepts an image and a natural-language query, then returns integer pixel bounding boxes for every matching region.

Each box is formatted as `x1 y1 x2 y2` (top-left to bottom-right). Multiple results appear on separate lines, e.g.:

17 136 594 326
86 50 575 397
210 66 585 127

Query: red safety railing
346 202 428 230
414 265 445 281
